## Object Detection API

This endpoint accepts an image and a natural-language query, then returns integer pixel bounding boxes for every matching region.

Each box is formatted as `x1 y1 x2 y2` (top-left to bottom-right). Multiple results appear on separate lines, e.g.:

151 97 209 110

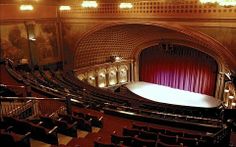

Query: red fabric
139 45 218 96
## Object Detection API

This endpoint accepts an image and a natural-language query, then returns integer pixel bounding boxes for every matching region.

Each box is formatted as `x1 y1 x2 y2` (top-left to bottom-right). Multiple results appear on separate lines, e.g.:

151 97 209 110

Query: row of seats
95 136 186 147
1 108 104 145
0 127 30 147
3 60 229 146
5 61 223 126
121 127 204 147
3 116 58 145
132 123 205 139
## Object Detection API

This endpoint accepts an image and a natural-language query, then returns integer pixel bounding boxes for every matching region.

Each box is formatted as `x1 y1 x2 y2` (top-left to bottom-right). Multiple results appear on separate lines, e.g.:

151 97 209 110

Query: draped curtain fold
139 45 218 96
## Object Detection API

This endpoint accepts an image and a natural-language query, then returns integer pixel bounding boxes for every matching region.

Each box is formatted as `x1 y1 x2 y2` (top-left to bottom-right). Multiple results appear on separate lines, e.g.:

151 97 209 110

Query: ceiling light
20 5 34 11
59 6 71 11
119 3 133 9
81 1 98 8
199 0 236 6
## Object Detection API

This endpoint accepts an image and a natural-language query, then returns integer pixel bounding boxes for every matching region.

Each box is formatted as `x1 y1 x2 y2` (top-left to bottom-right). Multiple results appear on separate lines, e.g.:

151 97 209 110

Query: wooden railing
0 97 69 121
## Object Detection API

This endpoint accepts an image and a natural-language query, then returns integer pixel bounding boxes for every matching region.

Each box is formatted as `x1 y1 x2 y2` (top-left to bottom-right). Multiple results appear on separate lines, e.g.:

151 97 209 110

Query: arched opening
139 44 218 96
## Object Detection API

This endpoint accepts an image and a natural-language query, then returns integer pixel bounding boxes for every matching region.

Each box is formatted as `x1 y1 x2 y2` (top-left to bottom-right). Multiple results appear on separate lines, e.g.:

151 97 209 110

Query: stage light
81 1 98 8
119 3 133 9
59 6 71 11
20 5 34 11
232 102 236 106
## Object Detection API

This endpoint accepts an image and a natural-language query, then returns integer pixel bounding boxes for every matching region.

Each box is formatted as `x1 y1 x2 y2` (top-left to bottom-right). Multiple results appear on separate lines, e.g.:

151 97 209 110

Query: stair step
30 138 51 147
58 133 73 145
78 130 89 138
92 127 100 133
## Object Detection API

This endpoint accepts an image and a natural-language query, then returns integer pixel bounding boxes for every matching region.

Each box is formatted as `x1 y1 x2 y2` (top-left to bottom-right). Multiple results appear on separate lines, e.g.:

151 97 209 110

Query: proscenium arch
73 22 231 99
133 39 225 99
73 22 235 70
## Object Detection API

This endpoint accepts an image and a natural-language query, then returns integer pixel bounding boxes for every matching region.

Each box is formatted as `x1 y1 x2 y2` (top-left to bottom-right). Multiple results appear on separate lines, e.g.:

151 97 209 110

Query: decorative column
215 71 225 100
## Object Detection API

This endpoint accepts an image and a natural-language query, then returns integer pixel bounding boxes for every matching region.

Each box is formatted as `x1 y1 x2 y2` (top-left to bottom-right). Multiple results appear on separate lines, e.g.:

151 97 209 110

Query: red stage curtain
139 45 218 96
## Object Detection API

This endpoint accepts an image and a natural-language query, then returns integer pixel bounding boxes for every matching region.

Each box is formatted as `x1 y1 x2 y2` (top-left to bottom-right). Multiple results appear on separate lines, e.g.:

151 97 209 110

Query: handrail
0 83 25 88
0 96 65 101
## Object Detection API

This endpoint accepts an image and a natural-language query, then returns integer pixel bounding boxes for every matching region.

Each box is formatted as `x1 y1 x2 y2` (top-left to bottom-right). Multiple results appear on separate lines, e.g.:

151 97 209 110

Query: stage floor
126 81 222 108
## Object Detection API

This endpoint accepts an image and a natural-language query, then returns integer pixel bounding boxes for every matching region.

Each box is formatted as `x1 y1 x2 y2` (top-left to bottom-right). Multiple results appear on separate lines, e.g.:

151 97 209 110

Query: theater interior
0 0 236 146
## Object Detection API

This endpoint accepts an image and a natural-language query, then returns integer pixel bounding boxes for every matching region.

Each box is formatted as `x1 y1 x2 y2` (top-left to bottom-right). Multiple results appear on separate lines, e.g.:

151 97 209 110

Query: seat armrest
6 125 14 132
48 126 58 134
24 131 31 137
72 121 78 126
99 116 103 121
57 117 63 121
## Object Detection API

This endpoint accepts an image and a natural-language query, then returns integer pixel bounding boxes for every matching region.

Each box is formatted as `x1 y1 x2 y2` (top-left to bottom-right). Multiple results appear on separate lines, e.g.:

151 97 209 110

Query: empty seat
139 130 158 140
123 127 140 137
94 137 116 147
149 127 166 134
132 136 157 147
156 139 184 147
111 131 133 146
165 129 184 137
178 136 199 147
158 133 178 145
132 122 148 131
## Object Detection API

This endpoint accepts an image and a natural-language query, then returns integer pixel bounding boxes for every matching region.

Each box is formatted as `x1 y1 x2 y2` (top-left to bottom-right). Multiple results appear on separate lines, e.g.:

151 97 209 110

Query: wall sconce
224 87 230 93
232 102 236 107
229 94 234 99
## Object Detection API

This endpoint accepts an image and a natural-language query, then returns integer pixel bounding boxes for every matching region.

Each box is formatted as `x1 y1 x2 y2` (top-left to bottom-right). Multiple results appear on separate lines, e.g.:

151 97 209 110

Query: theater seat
111 131 133 146
94 137 117 147
156 139 184 147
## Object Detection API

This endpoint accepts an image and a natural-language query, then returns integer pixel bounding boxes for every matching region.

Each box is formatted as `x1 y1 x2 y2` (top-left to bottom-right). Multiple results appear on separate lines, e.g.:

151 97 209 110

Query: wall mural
0 23 29 63
34 23 60 64
0 22 61 65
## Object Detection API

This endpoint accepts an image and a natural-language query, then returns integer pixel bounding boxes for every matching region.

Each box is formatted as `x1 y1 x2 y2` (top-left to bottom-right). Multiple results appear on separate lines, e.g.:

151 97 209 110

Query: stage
126 81 222 108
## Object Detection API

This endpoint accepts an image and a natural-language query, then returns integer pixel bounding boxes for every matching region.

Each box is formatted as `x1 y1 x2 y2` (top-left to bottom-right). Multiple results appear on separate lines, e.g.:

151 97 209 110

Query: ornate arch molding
73 22 235 70
133 39 225 98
